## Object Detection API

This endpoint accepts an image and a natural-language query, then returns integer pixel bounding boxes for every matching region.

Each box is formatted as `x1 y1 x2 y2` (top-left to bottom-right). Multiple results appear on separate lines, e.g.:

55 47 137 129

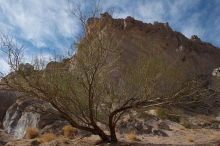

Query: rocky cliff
86 12 220 78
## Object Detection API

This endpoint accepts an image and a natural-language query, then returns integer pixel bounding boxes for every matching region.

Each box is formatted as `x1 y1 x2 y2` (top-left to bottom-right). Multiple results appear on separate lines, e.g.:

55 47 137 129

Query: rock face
212 67 220 77
3 98 66 139
86 13 220 78
0 90 18 127
210 67 220 92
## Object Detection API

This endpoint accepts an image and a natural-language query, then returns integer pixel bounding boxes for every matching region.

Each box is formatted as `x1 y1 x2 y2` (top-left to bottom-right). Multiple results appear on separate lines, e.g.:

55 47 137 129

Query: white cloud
137 1 166 22
102 0 206 40
0 0 77 48
0 58 10 74
180 13 205 38
0 0 212 50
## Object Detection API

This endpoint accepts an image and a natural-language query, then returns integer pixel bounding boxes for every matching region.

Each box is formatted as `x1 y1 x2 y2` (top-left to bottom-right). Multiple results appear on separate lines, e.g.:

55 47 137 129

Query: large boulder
3 98 67 139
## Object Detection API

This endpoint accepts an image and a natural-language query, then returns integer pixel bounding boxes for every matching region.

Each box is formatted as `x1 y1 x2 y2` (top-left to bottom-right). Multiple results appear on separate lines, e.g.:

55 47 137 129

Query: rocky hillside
86 13 220 78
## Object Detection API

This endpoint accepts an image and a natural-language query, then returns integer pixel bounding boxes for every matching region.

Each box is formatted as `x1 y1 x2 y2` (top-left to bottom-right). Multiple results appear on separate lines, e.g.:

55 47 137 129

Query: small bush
26 127 39 139
63 125 77 139
156 108 167 120
156 108 180 122
40 133 56 143
126 132 140 141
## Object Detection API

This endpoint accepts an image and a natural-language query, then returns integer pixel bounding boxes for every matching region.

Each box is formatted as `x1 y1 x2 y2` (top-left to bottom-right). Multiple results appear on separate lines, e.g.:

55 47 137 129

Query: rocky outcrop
191 35 202 42
210 67 220 92
86 12 220 78
212 67 220 78
3 98 67 139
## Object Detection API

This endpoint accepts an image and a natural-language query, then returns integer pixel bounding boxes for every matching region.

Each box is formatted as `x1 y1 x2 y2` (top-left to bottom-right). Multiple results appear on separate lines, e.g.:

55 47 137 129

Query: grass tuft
40 133 56 143
63 125 77 139
126 132 140 141
26 127 39 139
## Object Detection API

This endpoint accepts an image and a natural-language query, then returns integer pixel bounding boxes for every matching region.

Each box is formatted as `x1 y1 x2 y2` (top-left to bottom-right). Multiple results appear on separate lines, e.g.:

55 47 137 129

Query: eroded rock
3 98 66 139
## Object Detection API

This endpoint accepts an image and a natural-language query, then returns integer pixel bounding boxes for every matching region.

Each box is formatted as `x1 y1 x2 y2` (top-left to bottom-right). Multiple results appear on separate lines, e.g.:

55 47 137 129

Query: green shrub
156 108 180 122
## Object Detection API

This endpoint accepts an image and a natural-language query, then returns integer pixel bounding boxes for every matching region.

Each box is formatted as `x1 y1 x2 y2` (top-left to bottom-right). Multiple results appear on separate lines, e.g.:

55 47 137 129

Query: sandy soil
0 129 14 146
2 125 220 146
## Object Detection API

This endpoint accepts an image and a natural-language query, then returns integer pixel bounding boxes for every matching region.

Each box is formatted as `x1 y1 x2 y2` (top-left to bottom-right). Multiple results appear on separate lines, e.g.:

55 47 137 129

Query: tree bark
109 114 118 142
93 125 110 142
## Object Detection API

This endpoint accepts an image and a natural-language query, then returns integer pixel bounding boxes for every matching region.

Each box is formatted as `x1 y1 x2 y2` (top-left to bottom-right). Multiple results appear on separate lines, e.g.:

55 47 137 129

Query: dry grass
126 132 140 141
26 127 39 139
63 125 77 139
40 133 56 143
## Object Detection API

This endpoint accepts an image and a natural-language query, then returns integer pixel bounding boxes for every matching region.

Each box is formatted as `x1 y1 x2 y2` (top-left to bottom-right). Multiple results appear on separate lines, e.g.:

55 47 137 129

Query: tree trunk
97 131 110 143
68 120 110 143
93 124 110 143
109 115 118 142
110 125 117 142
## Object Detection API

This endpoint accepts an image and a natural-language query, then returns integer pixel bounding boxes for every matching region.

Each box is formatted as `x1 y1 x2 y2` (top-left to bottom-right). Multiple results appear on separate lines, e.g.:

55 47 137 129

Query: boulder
3 98 66 139
212 67 220 77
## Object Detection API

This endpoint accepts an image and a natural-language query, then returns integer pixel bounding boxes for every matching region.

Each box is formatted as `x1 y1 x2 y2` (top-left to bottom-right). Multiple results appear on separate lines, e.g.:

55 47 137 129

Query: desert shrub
126 132 140 141
156 108 167 120
156 108 180 122
40 133 56 143
26 127 39 139
167 114 180 123
63 125 77 139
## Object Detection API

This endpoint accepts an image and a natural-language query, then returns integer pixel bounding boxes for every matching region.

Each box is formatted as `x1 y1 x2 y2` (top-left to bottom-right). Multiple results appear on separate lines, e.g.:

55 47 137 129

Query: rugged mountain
86 13 220 78
77 13 220 113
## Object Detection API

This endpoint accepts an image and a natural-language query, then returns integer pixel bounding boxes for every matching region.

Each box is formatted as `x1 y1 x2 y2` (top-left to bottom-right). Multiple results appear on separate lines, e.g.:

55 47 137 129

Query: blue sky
0 0 220 73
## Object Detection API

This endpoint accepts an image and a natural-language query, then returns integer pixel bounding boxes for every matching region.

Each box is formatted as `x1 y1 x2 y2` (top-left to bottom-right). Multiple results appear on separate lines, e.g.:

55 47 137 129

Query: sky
0 0 220 73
